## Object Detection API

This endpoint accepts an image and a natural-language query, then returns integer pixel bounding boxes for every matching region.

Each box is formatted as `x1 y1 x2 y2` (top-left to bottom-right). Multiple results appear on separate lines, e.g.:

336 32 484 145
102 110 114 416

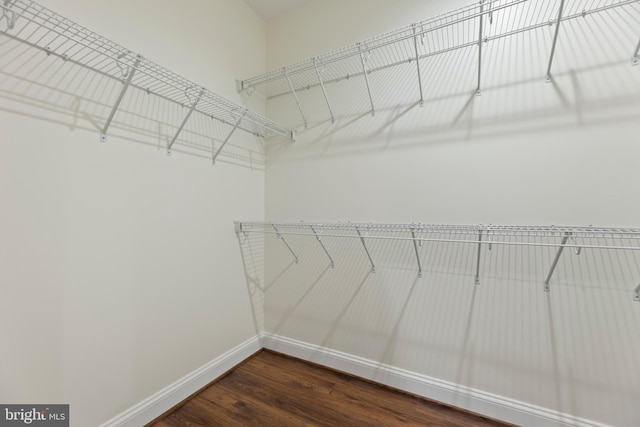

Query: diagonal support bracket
411 227 423 278
100 54 142 142
545 0 566 83
358 44 376 117
412 24 425 107
544 232 570 292
311 225 335 268
476 0 485 96
273 224 299 264
475 230 483 285
632 38 640 66
634 283 640 301
212 110 247 165
356 227 375 273
284 67 308 129
167 87 204 155
313 58 335 124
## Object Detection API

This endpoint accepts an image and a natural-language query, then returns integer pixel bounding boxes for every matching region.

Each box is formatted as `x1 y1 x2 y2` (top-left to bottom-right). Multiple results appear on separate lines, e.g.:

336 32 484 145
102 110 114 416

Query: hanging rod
239 0 640 103
0 0 295 149
235 221 640 299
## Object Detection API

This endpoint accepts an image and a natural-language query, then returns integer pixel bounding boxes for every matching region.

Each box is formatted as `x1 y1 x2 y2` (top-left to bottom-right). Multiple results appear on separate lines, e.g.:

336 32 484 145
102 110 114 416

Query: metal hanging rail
0 0 294 156
238 0 640 122
235 221 640 301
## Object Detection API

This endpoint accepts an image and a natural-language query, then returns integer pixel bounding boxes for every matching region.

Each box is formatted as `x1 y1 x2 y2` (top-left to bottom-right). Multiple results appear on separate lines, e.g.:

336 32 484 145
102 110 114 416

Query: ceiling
243 0 313 21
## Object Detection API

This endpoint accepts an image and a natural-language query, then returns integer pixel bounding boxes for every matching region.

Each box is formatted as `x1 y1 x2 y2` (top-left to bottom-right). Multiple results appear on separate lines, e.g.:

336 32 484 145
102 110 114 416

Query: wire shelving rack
238 0 640 127
0 0 295 161
236 221 640 301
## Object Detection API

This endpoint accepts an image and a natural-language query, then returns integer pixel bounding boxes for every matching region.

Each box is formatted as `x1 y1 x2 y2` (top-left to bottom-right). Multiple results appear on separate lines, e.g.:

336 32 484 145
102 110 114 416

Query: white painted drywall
0 0 265 425
262 1 640 426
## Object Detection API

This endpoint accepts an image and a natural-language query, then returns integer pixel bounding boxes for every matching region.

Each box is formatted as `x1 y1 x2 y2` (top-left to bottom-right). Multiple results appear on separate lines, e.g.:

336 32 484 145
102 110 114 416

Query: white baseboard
99 335 261 427
261 333 609 427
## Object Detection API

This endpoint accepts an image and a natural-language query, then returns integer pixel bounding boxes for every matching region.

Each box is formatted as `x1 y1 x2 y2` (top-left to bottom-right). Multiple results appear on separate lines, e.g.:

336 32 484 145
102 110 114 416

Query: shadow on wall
250 226 640 426
264 7 640 163
0 28 266 170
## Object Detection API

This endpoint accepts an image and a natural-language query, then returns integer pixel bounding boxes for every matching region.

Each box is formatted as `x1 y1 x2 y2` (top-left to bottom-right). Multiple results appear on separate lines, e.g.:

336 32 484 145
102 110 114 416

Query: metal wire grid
237 221 640 250
0 0 292 140
240 0 640 99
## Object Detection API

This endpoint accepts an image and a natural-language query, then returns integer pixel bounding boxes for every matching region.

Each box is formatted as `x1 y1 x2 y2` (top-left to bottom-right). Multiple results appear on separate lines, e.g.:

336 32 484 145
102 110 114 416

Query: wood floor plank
148 350 512 427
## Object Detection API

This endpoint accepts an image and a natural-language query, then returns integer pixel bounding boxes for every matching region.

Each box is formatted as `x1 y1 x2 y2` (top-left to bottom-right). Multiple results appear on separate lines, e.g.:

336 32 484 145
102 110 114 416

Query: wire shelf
236 220 640 299
0 0 294 152
239 0 640 123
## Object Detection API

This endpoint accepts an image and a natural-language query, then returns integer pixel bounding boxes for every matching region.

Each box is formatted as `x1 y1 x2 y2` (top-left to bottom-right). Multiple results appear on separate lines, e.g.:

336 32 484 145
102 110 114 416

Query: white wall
262 1 640 426
0 0 265 425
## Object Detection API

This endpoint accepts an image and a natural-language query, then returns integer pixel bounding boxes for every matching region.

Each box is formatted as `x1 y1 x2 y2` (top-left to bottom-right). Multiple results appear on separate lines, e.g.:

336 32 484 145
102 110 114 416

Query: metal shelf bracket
167 87 205 155
634 283 640 301
544 232 571 292
545 0 566 83
273 224 299 264
358 43 376 117
476 0 485 96
212 110 248 165
284 67 308 129
632 38 640 66
100 54 142 142
412 24 425 107
411 227 423 278
313 58 335 124
311 225 335 268
475 230 483 285
356 227 376 273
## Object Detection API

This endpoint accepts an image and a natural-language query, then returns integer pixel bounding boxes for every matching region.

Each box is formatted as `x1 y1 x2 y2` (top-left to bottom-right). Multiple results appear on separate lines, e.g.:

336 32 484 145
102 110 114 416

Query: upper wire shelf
238 0 640 126
0 0 294 158
236 221 640 301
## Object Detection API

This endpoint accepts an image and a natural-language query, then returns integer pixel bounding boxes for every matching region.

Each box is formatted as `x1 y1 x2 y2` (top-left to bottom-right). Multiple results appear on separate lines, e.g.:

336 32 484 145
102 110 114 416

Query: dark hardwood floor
149 350 511 427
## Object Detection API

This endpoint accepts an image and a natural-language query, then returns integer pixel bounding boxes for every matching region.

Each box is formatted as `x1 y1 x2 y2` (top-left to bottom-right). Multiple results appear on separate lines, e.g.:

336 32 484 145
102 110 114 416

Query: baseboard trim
261 333 608 427
99 335 261 427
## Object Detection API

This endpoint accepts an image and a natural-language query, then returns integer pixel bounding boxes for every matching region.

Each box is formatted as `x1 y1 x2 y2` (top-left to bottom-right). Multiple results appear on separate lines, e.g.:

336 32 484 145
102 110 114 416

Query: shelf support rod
273 224 299 264
311 225 335 268
356 227 376 273
412 24 425 106
284 67 308 129
167 87 205 154
100 54 142 142
313 58 335 124
544 232 571 292
358 43 376 117
545 0 566 83
212 110 247 165
475 230 483 285
476 0 484 96
634 283 640 301
411 227 423 278
632 37 640 66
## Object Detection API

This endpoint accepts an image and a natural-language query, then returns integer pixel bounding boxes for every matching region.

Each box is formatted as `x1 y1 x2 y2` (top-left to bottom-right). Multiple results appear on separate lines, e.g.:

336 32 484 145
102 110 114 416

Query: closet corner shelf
0 0 295 161
235 221 640 302
238 0 640 127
